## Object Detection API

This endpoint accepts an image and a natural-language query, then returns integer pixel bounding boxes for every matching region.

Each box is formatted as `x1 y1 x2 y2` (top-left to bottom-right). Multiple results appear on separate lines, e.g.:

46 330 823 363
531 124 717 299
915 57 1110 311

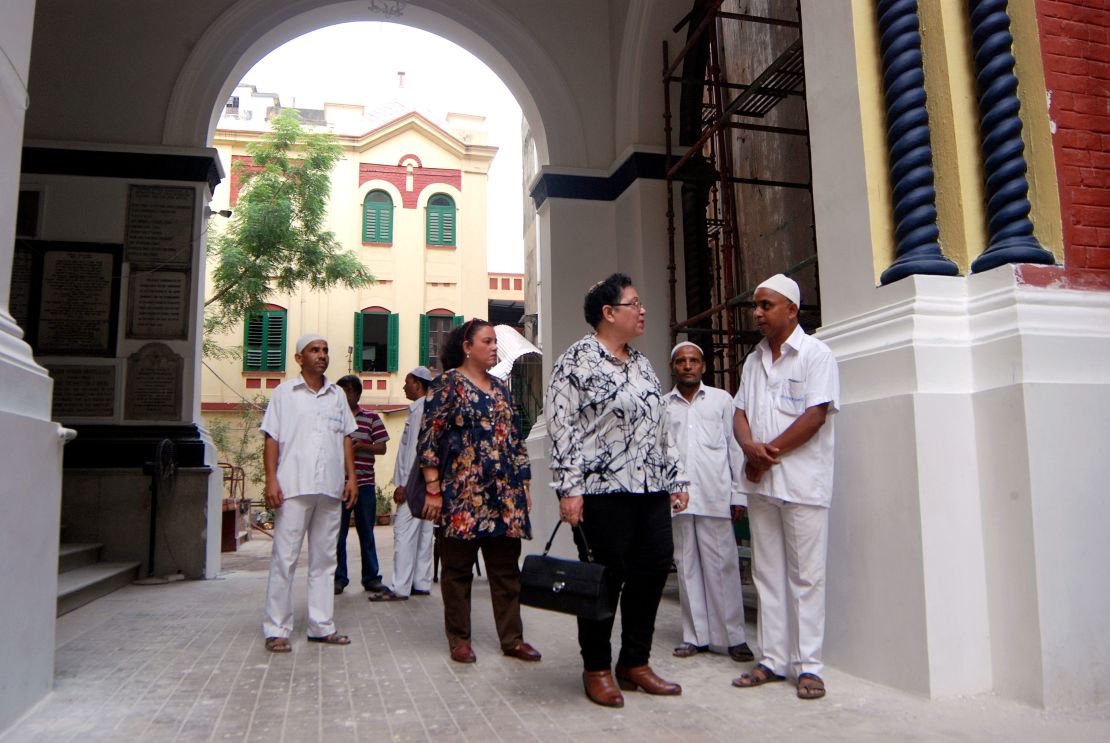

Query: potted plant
375 485 392 525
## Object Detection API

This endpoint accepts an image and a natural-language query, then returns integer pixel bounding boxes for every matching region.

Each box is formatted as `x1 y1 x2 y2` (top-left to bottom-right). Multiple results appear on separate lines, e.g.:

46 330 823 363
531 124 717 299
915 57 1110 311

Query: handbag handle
542 520 596 563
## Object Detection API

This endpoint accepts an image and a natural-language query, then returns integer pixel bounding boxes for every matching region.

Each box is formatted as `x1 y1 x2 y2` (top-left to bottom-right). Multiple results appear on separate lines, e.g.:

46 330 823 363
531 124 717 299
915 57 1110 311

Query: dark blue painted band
530 151 668 208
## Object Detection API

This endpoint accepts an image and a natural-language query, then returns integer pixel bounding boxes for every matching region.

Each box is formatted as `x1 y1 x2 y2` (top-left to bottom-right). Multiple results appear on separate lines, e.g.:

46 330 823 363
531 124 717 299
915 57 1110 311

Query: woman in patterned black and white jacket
546 272 690 709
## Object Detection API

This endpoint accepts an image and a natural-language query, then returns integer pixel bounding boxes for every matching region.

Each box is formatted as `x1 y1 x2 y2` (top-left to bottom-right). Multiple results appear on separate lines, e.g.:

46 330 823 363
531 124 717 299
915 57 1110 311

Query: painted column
876 0 960 285
967 0 1056 273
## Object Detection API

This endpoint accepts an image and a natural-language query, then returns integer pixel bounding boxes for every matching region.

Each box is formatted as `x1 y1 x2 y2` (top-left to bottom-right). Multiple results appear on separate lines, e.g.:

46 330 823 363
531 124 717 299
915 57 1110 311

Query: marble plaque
127 270 189 339
49 365 117 419
124 185 195 268
124 343 184 421
37 250 116 355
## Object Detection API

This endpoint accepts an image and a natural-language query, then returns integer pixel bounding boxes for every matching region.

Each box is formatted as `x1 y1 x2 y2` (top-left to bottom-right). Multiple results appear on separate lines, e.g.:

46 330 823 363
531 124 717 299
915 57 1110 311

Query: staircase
56 543 140 616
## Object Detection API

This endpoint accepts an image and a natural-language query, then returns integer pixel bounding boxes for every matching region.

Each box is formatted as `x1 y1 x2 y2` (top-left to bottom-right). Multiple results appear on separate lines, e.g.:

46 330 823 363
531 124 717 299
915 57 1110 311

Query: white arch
163 0 586 167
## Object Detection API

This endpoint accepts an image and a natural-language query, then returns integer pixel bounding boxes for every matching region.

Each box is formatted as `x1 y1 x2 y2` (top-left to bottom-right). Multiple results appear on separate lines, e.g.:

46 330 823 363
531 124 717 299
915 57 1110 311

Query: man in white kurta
389 366 437 598
665 342 753 662
260 333 358 651
731 274 839 700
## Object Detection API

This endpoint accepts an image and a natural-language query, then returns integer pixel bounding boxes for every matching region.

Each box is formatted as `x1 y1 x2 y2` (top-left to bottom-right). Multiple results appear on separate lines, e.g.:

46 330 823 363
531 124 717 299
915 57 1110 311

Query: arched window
362 190 393 244
243 305 287 371
425 193 456 246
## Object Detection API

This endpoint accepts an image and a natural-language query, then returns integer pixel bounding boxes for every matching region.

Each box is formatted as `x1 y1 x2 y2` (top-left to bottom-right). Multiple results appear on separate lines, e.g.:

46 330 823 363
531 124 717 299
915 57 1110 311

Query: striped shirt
351 406 389 486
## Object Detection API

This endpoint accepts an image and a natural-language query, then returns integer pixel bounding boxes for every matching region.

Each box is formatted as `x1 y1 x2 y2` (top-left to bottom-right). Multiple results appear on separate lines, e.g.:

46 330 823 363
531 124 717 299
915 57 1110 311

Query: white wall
0 0 65 732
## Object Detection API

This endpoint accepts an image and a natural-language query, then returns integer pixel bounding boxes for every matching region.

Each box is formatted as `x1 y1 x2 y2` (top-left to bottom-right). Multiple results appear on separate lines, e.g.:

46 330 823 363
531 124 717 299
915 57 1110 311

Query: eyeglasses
610 299 646 311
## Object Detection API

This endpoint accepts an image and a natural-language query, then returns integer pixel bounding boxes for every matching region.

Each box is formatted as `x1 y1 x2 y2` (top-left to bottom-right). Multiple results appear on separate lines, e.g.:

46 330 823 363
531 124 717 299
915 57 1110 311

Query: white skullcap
295 332 326 354
670 341 704 361
408 366 436 382
755 273 801 306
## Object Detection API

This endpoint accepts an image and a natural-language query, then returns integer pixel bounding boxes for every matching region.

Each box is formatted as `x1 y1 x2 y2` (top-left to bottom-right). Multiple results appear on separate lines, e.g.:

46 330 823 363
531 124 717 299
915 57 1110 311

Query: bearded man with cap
665 341 753 664
730 274 839 700
383 366 438 600
259 333 358 653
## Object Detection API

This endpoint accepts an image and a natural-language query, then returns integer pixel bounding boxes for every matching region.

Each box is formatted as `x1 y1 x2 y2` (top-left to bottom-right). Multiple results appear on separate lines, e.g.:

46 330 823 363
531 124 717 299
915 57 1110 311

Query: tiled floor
5 528 1108 742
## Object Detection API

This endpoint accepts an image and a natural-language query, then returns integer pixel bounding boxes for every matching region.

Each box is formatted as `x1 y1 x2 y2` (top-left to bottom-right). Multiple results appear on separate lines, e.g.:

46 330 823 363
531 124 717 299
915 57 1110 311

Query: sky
237 22 525 272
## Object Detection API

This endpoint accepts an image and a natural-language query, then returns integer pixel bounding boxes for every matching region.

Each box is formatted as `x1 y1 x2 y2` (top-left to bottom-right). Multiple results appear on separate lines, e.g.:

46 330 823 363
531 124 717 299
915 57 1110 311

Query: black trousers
574 492 673 671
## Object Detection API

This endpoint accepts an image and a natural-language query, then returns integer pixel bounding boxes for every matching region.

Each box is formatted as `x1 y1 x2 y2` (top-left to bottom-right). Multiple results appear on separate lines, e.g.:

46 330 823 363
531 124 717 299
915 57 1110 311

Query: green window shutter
363 191 393 243
453 315 464 327
426 195 456 246
244 310 286 371
419 313 429 366
387 313 399 372
243 314 263 371
353 312 364 371
442 209 455 245
265 312 286 371
381 203 392 242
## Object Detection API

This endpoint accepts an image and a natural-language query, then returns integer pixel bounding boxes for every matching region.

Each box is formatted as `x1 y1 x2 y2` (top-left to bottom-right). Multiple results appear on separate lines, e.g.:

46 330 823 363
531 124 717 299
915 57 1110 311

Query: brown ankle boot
582 670 625 707
615 664 682 695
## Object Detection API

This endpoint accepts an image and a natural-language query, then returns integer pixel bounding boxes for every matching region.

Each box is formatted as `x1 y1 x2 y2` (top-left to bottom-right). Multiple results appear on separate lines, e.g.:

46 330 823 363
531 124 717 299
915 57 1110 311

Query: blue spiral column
877 0 960 285
967 0 1055 273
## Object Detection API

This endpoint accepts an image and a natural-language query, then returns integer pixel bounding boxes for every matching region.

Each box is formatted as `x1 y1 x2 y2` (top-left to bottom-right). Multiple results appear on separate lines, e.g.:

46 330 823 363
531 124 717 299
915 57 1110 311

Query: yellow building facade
201 97 517 495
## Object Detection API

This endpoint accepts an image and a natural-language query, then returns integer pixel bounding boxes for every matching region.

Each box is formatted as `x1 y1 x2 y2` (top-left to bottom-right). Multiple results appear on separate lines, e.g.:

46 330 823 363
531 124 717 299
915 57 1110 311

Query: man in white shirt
386 366 437 599
260 333 358 653
730 274 839 701
665 342 753 663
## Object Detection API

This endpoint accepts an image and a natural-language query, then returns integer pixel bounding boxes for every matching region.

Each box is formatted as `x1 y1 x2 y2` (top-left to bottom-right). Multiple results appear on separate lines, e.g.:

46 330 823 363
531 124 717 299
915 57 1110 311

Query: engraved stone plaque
37 250 115 355
127 270 190 339
125 343 183 421
124 185 195 268
49 365 117 419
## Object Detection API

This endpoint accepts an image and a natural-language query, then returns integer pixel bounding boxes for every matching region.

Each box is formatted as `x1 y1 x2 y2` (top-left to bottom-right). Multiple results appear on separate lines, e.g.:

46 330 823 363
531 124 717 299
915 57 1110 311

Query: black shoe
411 588 431 596
363 581 387 593
334 585 345 595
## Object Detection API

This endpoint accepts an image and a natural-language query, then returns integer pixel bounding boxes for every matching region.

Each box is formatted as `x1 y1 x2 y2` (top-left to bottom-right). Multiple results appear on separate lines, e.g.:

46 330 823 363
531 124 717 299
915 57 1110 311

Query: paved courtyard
4 527 1108 743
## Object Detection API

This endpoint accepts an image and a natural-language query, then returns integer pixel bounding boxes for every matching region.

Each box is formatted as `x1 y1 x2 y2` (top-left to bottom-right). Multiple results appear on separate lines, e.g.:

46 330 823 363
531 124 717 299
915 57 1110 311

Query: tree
204 109 373 357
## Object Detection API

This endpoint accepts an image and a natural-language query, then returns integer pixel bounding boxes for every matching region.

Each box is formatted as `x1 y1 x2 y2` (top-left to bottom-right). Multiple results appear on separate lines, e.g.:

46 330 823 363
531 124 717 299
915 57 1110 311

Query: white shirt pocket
776 378 807 416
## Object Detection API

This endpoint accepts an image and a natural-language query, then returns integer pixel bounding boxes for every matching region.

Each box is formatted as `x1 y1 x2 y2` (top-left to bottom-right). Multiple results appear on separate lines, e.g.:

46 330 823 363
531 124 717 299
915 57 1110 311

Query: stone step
58 543 103 574
56 562 141 616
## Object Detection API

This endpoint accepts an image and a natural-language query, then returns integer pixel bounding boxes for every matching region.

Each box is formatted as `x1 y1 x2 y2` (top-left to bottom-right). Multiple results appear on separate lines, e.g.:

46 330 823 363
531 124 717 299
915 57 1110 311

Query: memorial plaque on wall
124 342 183 421
127 270 190 339
124 185 195 268
48 365 117 419
35 243 122 356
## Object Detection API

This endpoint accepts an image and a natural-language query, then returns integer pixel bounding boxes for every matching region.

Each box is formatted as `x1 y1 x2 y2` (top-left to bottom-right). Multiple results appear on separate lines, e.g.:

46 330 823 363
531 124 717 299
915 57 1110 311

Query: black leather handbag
520 522 612 621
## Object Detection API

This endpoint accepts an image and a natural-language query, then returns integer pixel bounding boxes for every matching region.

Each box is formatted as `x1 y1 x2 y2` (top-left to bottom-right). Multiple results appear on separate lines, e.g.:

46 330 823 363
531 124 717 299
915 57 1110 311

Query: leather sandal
264 636 291 653
797 672 826 700
615 664 682 695
728 643 755 662
306 632 350 645
673 642 708 658
731 663 785 688
582 670 624 708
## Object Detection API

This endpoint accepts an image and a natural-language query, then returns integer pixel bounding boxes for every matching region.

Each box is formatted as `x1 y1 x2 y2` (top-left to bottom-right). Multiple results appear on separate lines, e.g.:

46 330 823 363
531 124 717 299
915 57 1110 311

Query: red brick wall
358 163 462 208
1031 0 1110 288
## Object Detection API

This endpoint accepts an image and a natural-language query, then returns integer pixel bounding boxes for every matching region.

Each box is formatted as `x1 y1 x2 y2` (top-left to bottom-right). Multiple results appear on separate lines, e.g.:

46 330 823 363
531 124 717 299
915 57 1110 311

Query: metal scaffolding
663 1 818 392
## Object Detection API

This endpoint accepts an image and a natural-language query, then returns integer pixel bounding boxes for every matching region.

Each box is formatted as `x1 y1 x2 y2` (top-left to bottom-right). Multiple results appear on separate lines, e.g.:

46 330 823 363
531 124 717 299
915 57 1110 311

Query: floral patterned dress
417 369 532 540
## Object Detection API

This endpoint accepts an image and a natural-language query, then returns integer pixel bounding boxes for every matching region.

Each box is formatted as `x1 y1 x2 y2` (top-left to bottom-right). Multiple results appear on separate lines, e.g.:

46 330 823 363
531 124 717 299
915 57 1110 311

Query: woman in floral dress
417 318 541 664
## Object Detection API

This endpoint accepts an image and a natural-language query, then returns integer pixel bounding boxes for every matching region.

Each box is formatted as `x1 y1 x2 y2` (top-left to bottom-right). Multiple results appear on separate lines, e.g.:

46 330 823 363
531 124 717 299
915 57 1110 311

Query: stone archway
161 0 584 169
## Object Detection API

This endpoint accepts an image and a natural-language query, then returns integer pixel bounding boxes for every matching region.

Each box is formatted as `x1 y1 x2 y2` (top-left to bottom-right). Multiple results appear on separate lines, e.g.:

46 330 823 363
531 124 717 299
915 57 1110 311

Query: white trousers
263 494 342 639
748 493 829 678
391 505 434 597
673 513 747 651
